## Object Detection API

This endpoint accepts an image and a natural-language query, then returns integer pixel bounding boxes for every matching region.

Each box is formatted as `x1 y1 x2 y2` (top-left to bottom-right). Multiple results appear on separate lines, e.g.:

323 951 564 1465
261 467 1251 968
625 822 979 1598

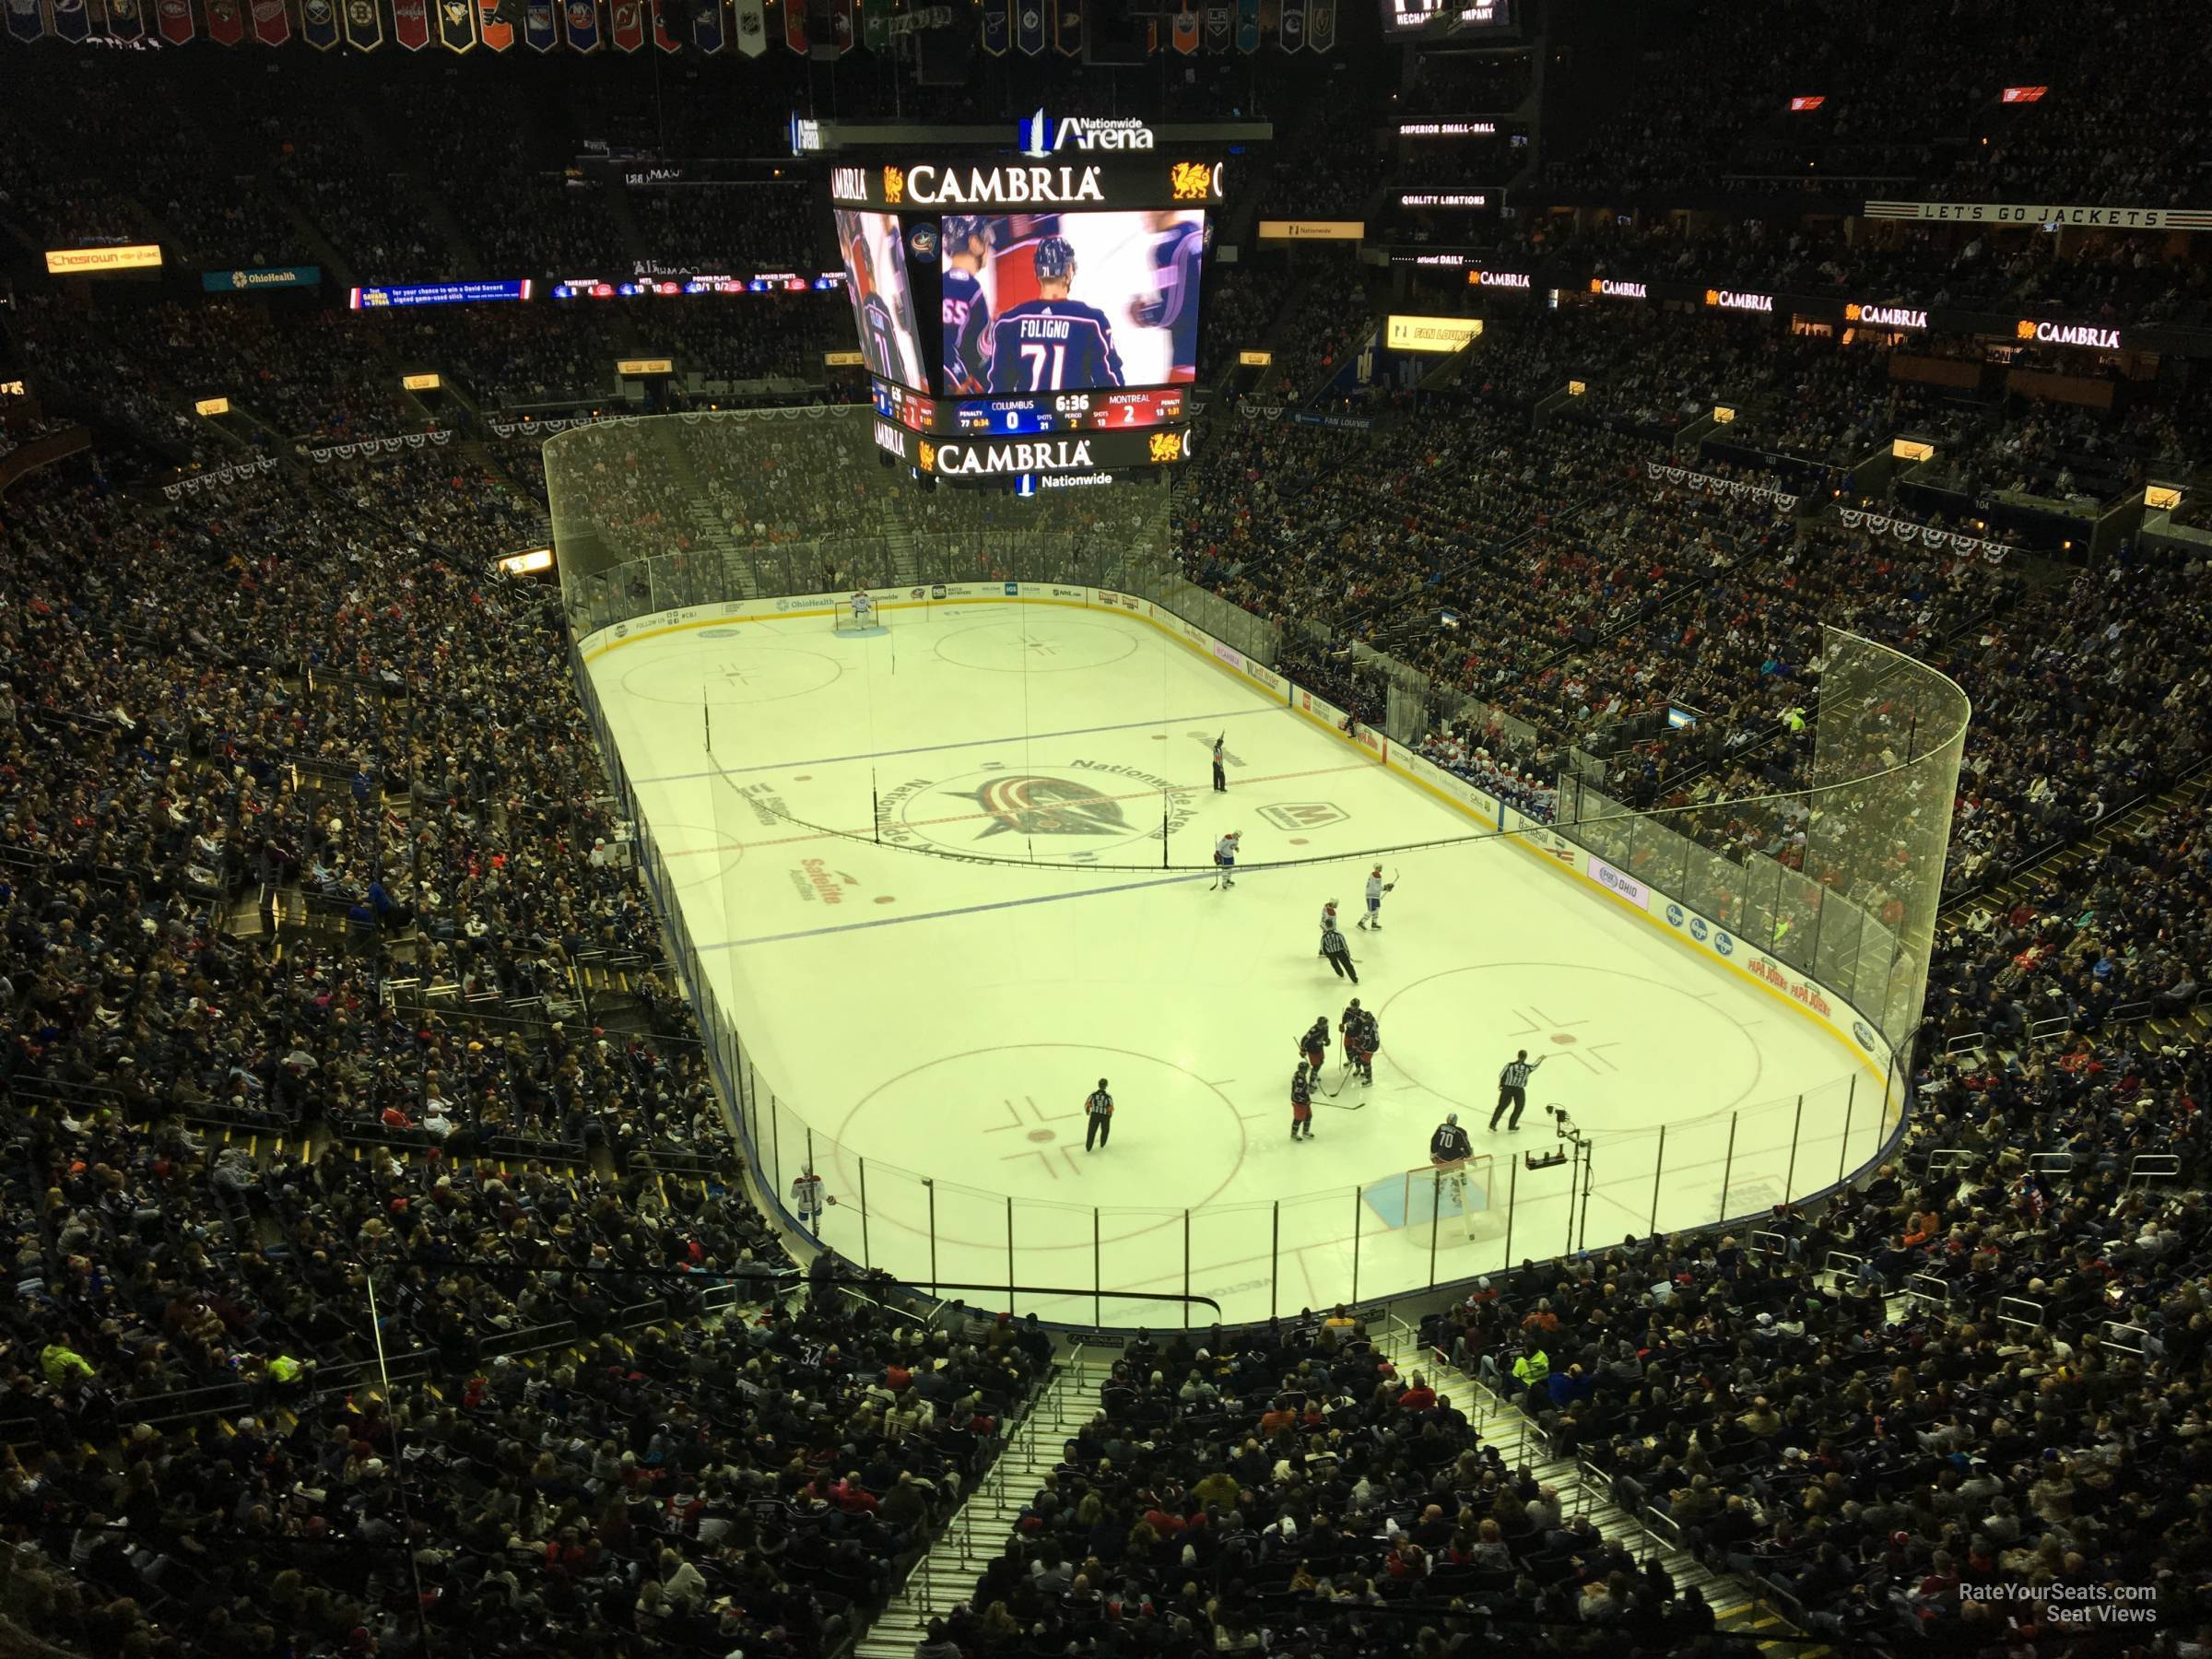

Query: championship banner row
3 0 1330 53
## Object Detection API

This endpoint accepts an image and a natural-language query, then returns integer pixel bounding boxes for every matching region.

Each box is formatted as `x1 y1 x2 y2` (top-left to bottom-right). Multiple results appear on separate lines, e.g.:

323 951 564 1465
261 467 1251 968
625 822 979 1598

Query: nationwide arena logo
1018 111 1157 158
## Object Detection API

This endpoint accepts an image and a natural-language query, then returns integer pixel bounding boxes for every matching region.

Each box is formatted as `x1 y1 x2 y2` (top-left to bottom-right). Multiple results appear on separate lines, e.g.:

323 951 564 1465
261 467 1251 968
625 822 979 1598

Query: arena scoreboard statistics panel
873 382 1186 436
826 129 1222 480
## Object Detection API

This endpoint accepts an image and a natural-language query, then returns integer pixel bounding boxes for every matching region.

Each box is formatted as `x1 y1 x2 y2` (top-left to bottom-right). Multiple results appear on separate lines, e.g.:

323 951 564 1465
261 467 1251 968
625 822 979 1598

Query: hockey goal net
1399 1155 1497 1247
832 592 888 631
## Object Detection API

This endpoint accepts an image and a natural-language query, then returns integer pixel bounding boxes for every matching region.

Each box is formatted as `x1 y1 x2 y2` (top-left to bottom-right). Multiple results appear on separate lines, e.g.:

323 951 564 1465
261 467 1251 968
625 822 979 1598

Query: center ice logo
956 774 1129 840
879 761 1195 862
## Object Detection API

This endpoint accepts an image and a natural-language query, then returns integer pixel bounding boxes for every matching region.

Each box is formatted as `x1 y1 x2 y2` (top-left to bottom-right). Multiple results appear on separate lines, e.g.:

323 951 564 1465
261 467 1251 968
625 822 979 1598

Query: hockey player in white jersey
1212 830 1241 889
1360 865 1394 930
790 1165 829 1231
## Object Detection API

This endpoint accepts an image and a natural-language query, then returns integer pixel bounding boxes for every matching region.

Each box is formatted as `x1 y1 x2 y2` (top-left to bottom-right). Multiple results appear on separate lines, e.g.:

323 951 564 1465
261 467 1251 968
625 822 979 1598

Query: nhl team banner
1015 0 1043 53
780 0 804 52
858 0 884 51
478 0 514 45
730 0 760 51
436 0 476 47
156 0 194 41
1234 0 1257 51
105 0 147 43
392 0 429 47
1276 0 1303 50
49 0 91 41
652 0 678 48
524 0 556 45
608 0 641 48
6 0 48 44
1202 0 1228 51
691 0 722 48
565 0 599 50
1862 198 2212 232
1052 0 1079 55
342 0 382 48
978 0 1006 53
206 0 245 41
1307 0 1333 50
301 0 340 46
825 0 851 51
1171 6 1194 51
250 0 290 45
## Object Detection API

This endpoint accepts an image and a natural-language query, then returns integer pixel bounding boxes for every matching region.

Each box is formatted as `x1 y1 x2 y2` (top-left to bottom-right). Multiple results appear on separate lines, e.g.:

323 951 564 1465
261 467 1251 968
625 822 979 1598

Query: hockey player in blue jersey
849 228 920 389
940 216 995 394
1130 210 1204 383
988 236 1125 394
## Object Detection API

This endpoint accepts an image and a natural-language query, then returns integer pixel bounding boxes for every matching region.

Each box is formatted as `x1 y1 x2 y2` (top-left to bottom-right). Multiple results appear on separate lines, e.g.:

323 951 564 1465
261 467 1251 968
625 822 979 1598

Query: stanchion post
1650 1124 1665 1234
1784 1094 1804 1202
1719 1112 1738 1223
1838 1074 1856 1183
858 1158 871 1269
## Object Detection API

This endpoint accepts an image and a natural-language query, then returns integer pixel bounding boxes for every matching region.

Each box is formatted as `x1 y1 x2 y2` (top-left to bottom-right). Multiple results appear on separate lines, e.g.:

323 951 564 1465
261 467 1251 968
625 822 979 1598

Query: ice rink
582 594 1892 1326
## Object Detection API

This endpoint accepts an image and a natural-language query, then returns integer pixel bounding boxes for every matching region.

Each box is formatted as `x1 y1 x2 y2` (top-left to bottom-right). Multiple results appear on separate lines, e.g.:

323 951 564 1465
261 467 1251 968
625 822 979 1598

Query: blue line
629 704 1279 786
692 867 1229 951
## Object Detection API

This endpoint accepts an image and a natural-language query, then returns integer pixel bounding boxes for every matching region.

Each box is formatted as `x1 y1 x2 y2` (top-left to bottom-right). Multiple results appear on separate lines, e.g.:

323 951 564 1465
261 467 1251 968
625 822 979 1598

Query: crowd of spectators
0 405 1070 1653
1542 0 2210 209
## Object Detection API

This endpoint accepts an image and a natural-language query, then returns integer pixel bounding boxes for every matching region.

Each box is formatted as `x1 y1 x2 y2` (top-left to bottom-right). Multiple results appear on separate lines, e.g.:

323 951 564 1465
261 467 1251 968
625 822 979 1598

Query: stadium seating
3 17 2210 1655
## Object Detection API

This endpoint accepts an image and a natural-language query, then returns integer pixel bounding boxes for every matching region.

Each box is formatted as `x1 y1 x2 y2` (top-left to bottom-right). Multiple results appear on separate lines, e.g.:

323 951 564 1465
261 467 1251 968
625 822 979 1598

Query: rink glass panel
559 412 1960 1328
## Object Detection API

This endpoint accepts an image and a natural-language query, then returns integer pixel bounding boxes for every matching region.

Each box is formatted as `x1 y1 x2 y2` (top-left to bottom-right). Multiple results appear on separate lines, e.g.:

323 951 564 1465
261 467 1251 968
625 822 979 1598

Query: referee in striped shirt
1489 1050 1546 1132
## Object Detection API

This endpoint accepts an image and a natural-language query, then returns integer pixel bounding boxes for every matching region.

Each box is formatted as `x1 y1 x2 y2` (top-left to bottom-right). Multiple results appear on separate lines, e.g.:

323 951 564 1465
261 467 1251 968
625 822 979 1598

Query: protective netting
1558 629 1968 1053
556 409 1965 1324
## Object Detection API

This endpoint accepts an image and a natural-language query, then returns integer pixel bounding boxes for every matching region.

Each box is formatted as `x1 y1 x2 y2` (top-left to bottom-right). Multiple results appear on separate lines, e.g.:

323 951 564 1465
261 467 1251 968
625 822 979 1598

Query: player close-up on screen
833 207 925 391
945 209 1204 394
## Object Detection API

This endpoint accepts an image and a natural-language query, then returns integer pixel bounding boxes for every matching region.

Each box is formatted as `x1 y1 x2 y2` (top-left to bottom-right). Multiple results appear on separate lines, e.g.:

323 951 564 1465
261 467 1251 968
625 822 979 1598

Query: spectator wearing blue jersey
989 236 1124 394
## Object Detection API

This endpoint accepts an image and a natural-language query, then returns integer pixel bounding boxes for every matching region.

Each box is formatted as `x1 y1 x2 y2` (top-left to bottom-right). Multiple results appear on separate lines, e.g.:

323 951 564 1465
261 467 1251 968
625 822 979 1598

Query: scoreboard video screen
830 138 1222 479
1383 0 1510 34
832 209 928 392
941 210 1205 395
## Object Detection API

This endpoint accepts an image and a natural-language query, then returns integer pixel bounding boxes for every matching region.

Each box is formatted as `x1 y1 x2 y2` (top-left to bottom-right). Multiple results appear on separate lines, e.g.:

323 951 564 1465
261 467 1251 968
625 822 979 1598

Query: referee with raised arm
1489 1050 1546 1132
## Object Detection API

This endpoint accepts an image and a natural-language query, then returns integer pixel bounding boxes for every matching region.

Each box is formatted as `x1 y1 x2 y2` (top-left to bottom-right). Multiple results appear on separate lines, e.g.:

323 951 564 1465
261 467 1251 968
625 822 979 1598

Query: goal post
832 591 888 632
1390 1155 1498 1248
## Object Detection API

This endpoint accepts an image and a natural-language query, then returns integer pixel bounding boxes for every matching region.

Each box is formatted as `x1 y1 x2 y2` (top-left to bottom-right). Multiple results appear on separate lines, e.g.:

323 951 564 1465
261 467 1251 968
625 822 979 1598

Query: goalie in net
833 592 886 632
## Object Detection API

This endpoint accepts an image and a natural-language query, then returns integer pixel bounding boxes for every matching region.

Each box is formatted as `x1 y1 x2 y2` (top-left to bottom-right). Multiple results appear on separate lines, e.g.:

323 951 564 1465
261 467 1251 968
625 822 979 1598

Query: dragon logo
882 166 905 205
955 775 1130 840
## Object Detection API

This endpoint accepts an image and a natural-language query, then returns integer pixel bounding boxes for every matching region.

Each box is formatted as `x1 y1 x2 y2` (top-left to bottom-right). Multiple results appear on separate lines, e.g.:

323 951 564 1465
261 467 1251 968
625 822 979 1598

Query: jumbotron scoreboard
811 112 1261 486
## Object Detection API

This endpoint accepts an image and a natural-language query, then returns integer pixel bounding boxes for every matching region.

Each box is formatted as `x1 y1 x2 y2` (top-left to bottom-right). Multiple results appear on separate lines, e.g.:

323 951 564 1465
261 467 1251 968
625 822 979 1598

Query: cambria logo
2018 319 2121 349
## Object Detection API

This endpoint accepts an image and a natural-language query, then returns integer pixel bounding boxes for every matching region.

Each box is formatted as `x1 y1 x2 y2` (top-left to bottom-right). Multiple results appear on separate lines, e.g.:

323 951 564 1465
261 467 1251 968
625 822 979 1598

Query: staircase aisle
856 1356 1118 1658
1370 1317 1810 1653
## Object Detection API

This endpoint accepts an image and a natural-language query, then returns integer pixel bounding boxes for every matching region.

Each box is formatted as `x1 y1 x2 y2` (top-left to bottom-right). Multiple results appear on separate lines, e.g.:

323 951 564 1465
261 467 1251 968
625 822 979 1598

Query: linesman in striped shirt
1489 1050 1546 1132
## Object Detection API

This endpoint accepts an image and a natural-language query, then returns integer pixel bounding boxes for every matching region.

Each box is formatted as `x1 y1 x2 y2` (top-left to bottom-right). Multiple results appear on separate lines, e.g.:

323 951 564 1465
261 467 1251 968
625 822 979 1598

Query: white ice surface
585 598 1887 1326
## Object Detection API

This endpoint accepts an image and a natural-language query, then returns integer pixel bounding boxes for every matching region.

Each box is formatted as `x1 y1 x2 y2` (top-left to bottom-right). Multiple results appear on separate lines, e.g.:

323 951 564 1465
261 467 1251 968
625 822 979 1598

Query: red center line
664 759 1376 857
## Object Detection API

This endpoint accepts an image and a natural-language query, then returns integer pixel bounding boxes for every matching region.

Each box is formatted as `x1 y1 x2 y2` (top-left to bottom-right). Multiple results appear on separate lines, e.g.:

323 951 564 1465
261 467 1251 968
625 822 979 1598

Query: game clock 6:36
956 388 1187 434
